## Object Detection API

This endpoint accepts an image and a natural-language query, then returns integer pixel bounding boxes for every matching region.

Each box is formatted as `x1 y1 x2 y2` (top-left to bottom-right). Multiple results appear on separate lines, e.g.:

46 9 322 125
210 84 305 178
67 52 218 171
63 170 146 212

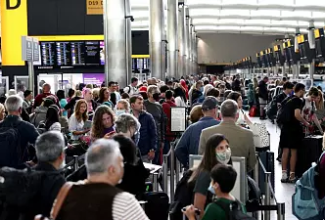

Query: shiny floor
251 118 296 220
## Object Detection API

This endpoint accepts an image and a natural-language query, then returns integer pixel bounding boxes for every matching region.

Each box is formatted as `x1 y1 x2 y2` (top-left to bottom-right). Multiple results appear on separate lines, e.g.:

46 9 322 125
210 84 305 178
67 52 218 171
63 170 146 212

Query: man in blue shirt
175 97 220 168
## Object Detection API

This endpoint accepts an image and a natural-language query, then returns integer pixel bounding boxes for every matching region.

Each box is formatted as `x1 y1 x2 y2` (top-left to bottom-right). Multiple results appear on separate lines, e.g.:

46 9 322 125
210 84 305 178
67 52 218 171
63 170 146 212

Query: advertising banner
83 73 104 86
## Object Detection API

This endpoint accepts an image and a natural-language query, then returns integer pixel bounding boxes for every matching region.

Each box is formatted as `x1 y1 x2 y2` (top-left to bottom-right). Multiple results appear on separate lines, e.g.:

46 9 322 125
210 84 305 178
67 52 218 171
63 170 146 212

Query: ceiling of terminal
131 0 325 35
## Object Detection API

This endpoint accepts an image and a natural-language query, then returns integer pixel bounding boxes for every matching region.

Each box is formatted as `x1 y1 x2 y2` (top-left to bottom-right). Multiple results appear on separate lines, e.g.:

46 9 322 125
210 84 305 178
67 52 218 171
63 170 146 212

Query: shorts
279 124 303 150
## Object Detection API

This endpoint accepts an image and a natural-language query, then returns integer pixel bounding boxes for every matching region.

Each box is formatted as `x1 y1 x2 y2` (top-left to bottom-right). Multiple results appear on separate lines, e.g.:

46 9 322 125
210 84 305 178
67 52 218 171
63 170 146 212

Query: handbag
251 123 270 148
34 182 74 220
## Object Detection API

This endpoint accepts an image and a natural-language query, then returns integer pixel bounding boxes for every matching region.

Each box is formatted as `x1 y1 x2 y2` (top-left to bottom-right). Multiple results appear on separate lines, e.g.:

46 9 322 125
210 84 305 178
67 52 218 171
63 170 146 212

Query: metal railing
254 154 285 220
163 138 182 202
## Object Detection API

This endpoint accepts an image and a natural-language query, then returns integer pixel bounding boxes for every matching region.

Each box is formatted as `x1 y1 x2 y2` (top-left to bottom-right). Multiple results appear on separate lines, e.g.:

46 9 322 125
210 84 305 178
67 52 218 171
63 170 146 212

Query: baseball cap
139 86 147 93
202 97 218 111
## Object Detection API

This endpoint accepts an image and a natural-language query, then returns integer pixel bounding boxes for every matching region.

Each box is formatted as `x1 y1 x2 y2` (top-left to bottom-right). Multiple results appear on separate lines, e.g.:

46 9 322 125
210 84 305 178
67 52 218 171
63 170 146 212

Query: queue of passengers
1 73 324 220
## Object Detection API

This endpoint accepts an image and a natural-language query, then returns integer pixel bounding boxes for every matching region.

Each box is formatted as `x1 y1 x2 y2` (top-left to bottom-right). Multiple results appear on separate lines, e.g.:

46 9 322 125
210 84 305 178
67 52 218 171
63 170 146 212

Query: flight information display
85 41 100 66
41 42 55 66
56 42 71 66
71 42 85 66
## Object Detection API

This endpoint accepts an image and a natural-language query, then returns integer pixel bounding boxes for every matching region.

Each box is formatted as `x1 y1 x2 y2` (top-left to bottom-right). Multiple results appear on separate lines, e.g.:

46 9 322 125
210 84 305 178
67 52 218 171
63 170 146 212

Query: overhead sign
21 36 39 62
1 0 28 65
86 0 103 15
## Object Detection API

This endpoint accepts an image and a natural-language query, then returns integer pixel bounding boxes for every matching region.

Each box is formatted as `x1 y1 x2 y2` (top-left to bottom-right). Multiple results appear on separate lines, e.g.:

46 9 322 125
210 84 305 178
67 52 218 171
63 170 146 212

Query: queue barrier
253 154 285 220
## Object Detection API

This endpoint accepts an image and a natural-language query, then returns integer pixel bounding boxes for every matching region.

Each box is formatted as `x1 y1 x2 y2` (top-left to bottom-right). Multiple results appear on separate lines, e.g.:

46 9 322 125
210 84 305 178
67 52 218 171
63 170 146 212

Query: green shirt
202 198 247 220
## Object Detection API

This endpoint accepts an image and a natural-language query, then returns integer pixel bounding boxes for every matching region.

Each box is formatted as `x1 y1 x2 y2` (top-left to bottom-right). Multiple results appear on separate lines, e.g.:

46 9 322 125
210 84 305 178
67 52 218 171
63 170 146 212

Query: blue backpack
292 152 325 220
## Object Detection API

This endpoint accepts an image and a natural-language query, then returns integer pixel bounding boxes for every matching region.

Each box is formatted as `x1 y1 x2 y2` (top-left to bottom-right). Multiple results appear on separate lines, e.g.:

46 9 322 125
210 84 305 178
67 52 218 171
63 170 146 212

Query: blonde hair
0 104 5 120
189 105 204 123
92 88 100 100
75 90 82 98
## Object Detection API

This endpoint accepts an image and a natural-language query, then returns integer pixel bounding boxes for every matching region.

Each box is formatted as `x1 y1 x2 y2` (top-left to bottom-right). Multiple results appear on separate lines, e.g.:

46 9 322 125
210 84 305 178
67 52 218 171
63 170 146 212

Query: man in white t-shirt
56 139 149 220
123 77 138 95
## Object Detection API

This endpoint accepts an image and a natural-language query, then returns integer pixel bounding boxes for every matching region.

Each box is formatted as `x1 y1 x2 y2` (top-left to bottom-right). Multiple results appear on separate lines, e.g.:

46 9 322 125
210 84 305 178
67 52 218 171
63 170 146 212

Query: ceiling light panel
258 0 294 6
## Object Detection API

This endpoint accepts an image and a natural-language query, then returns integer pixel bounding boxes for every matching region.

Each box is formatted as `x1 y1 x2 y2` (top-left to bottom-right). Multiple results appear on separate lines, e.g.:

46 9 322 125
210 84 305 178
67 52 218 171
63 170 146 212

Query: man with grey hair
199 100 256 172
21 132 66 219
57 139 149 220
0 95 39 168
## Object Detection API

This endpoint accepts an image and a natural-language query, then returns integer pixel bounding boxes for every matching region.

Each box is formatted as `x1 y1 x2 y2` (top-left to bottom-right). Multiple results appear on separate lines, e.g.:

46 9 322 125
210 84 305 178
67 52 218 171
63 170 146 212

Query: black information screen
85 41 100 66
56 42 71 66
41 42 56 66
71 42 86 65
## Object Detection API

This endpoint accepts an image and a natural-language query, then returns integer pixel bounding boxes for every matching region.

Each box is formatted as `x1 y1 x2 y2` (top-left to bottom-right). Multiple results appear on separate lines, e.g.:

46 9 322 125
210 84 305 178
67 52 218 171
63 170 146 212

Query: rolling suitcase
258 150 275 195
295 135 323 177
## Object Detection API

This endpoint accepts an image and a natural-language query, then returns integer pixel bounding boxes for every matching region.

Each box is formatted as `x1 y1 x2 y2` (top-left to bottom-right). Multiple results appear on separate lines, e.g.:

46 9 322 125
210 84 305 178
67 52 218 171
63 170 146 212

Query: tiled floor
251 118 296 220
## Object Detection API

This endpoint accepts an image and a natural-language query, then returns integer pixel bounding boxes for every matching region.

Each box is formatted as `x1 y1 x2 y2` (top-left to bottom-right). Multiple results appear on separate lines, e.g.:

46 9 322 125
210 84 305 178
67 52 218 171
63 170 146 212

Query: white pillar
178 6 186 78
167 0 178 78
149 0 164 80
103 0 129 87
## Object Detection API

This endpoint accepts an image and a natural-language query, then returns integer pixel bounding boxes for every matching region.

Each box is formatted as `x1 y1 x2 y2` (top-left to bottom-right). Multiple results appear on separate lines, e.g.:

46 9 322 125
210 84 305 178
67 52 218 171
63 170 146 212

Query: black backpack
0 121 24 168
215 199 256 220
169 170 194 220
0 167 45 219
276 96 297 127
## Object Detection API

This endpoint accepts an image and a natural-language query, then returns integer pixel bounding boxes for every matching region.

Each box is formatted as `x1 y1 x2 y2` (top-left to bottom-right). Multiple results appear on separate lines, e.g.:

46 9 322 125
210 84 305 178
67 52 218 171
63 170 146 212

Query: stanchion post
264 172 271 220
73 155 79 171
170 143 175 202
163 155 169 194
176 159 180 182
254 154 259 184
153 173 159 192
277 203 285 220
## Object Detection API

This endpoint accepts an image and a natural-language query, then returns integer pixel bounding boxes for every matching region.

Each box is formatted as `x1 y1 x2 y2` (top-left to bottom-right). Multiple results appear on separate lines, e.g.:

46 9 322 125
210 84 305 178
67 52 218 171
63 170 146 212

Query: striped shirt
112 192 149 220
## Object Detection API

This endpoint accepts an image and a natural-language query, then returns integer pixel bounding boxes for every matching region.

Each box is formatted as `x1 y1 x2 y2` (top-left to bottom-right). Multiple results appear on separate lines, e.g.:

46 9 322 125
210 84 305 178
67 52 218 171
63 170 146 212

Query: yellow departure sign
87 0 103 15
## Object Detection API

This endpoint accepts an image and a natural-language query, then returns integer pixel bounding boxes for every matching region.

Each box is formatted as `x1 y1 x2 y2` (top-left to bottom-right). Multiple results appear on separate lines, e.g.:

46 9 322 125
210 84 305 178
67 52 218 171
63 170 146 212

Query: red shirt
33 93 57 108
162 100 177 141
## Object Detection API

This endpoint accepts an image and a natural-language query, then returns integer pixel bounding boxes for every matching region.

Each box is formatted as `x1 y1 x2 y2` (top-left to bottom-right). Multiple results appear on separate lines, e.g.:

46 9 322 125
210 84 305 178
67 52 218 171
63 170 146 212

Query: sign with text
21 36 39 62
86 0 103 15
83 73 104 86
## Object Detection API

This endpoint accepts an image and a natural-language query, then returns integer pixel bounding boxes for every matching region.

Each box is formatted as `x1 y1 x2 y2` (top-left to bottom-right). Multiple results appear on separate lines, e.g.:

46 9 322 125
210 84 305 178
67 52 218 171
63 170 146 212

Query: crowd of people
0 73 324 220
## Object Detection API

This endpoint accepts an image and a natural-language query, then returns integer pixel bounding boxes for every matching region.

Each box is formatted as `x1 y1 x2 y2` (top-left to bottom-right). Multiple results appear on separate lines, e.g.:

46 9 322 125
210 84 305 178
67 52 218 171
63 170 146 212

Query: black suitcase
296 136 323 177
258 150 275 195
142 192 169 220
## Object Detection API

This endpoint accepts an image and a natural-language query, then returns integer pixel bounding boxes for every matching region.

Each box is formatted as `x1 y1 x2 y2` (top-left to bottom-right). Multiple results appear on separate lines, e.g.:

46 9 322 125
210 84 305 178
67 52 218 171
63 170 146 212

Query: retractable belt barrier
254 155 285 220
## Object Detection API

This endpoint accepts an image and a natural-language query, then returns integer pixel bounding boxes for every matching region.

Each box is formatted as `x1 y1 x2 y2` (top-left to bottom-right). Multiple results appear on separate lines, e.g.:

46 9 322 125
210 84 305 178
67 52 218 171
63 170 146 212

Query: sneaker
288 173 297 184
281 171 288 183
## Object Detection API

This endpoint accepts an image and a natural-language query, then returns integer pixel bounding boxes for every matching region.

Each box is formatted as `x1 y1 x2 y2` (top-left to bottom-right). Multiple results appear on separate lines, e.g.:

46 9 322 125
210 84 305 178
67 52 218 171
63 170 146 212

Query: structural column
103 0 130 88
125 0 132 84
167 0 178 78
149 0 164 80
178 6 186 79
185 8 190 76
192 28 197 75
294 28 300 79
308 21 315 84
189 19 193 75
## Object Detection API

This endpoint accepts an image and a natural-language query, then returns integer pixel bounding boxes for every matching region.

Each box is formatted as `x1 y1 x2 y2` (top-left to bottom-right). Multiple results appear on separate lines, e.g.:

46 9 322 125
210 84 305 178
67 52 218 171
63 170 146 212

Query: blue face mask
208 184 215 195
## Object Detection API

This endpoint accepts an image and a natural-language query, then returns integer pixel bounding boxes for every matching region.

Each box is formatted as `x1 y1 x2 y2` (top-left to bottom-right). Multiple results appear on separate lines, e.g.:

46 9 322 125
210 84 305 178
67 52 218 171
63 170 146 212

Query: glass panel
14 76 29 98
132 11 149 19
38 73 62 94
0 76 8 98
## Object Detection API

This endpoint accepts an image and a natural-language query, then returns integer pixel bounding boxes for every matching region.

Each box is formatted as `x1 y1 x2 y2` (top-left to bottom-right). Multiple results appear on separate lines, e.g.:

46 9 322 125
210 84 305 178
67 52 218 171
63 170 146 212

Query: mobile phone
182 207 201 215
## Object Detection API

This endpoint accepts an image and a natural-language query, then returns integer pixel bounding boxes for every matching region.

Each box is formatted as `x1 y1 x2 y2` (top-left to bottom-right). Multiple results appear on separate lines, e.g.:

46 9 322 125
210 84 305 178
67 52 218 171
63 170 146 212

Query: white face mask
115 109 126 117
216 148 231 164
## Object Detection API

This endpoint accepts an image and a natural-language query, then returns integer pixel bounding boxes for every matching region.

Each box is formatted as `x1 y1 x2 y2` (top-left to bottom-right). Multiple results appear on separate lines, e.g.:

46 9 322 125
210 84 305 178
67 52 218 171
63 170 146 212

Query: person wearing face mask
188 134 232 219
199 100 256 173
115 99 130 117
52 139 149 220
144 85 167 165
183 164 246 220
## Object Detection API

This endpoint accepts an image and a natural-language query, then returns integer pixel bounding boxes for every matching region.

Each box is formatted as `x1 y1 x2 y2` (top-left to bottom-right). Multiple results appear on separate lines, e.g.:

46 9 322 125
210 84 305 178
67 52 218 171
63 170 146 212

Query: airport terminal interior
1 0 325 220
